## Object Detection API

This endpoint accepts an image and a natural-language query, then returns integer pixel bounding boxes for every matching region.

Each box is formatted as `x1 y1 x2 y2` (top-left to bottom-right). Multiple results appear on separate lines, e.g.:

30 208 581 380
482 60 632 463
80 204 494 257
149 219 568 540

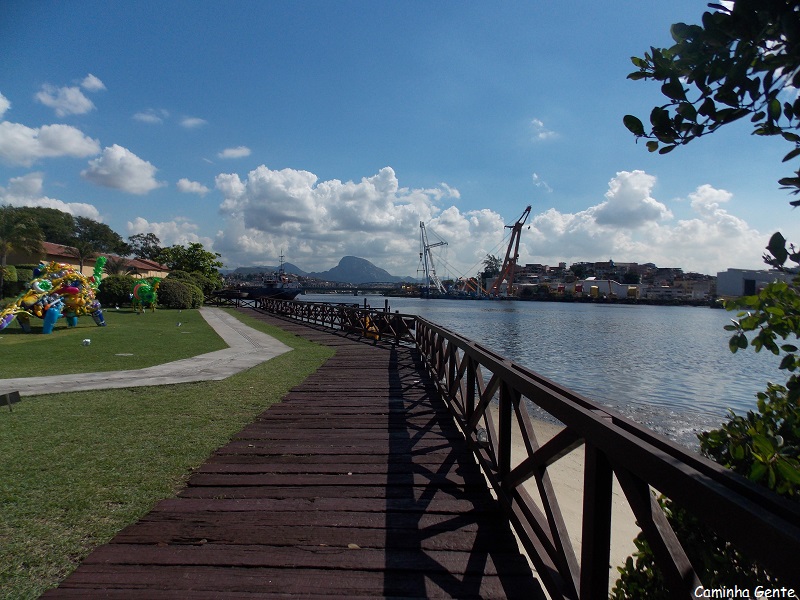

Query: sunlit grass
0 309 334 599
0 308 227 377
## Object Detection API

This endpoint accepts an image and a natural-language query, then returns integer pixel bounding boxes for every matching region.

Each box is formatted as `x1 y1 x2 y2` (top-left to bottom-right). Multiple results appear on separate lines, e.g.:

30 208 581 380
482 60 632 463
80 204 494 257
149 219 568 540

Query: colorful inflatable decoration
131 278 159 313
0 258 107 334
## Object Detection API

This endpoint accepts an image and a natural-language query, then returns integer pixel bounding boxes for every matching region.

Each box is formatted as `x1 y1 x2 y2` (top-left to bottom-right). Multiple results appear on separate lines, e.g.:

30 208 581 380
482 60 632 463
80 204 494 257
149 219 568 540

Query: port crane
419 221 447 297
489 205 532 297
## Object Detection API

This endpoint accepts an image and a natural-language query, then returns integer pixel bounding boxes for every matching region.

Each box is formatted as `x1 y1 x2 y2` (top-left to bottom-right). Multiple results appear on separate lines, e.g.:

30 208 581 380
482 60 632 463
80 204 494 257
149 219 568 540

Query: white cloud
532 172 553 193
522 173 768 275
218 146 251 159
81 144 165 194
594 170 672 227
213 165 502 274
0 121 100 166
0 92 10 119
180 116 207 129
0 172 101 220
126 216 213 247
34 84 95 117
133 108 169 124
81 74 106 92
177 178 210 195
209 165 771 276
530 118 557 141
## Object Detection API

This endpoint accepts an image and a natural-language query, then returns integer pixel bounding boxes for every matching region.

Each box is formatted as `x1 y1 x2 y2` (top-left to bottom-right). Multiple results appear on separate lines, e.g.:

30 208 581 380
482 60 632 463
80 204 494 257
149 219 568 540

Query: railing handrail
254 298 800 599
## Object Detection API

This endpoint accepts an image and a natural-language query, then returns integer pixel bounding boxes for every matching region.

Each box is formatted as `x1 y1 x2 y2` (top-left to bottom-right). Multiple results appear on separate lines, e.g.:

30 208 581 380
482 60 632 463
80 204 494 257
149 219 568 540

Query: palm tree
0 205 44 297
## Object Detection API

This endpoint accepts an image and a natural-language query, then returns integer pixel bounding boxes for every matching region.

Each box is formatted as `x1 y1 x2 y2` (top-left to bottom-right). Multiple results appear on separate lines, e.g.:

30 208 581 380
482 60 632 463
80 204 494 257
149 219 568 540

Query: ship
219 254 303 301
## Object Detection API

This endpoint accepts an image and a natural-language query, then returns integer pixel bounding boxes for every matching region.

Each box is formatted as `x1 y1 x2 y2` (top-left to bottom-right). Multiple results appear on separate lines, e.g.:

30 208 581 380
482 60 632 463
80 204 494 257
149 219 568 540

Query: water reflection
302 295 782 447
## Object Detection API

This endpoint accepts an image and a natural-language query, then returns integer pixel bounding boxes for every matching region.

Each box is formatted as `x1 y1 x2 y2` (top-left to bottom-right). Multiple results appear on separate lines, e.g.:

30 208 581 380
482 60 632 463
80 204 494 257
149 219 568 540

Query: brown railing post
498 382 513 480
579 442 613 598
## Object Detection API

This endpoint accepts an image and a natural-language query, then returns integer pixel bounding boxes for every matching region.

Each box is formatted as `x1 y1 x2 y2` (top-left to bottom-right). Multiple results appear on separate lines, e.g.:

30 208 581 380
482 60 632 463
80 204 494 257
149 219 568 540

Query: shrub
157 279 193 309
96 274 137 307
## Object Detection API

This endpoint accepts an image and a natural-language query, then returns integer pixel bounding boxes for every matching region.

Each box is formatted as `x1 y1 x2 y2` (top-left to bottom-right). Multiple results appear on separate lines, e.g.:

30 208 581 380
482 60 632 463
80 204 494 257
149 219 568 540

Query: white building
716 268 794 298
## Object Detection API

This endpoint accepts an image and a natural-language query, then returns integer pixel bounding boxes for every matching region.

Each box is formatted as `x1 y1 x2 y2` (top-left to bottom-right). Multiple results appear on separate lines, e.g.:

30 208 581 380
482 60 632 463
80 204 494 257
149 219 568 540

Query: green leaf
749 461 768 482
752 434 776 457
775 457 800 484
661 79 686 101
646 141 659 152
659 145 677 155
766 231 789 265
623 115 646 136
783 147 800 163
769 98 782 121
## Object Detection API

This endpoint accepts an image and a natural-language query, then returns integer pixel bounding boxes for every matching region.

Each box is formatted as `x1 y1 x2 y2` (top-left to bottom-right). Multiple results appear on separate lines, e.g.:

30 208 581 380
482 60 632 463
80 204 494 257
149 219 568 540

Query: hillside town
223 257 792 303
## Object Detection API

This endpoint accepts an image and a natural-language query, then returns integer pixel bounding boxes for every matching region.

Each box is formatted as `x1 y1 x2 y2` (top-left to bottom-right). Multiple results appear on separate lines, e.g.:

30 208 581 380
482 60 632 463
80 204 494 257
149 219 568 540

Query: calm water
301 294 783 448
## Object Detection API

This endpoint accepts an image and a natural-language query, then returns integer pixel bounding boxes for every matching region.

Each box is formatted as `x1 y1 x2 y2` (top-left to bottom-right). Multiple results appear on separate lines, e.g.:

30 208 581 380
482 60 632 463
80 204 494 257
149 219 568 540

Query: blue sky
2 1 798 278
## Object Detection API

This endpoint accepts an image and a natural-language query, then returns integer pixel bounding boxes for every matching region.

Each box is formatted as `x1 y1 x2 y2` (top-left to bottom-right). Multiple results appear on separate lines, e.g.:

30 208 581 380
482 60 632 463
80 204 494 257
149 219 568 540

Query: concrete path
0 307 293 397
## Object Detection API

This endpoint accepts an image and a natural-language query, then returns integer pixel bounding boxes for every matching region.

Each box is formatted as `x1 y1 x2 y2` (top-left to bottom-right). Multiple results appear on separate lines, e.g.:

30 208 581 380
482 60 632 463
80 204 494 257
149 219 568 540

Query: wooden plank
42 309 544 599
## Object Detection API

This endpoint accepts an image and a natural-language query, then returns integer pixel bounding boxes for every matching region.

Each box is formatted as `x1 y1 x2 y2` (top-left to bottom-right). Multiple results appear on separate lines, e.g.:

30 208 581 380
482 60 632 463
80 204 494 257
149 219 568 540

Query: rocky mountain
231 263 307 276
232 256 410 284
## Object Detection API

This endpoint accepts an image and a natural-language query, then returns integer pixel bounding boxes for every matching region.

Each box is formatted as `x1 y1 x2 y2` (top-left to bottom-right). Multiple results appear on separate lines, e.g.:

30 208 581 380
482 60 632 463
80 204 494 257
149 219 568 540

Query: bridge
44 298 800 598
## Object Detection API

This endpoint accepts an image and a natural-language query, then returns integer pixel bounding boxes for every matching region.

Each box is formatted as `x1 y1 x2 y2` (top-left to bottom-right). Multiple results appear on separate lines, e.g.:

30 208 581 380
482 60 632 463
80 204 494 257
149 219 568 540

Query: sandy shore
487 407 640 590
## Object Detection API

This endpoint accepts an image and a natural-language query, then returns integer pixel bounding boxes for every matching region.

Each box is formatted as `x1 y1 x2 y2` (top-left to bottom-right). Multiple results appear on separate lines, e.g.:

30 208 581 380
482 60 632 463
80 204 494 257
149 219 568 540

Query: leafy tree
64 216 129 271
569 263 588 279
482 254 501 278
13 206 75 244
615 3 800 595
158 243 223 289
1 205 43 296
128 232 163 261
622 1 800 201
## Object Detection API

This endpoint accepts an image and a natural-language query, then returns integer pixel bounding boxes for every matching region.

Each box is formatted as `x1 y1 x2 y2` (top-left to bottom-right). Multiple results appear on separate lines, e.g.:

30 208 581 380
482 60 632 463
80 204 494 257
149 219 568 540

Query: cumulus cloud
530 118 557 141
0 121 100 166
81 144 165 194
126 216 213 247
133 108 169 124
177 178 210 195
0 172 101 219
212 165 504 274
218 146 251 159
208 165 769 276
81 74 106 92
35 84 95 117
0 92 10 119
180 116 207 129
594 170 672 227
522 172 768 274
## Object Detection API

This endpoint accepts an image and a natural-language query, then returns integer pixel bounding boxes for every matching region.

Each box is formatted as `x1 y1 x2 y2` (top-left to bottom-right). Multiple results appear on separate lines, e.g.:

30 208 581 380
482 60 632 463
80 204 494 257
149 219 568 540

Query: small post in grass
1 391 21 412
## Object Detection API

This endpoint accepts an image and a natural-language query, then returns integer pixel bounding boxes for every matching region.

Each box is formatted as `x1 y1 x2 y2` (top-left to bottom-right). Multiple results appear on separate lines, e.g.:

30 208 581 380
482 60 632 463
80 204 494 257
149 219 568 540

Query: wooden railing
255 298 800 599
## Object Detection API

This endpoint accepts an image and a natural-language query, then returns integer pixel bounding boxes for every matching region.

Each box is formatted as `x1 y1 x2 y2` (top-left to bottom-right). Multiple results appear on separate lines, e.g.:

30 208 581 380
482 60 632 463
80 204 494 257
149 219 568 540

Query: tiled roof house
8 241 170 279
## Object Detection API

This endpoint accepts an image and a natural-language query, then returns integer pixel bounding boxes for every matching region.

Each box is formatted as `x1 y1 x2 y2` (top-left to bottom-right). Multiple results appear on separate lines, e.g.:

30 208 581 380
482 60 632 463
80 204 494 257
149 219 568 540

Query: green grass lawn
0 309 334 599
0 308 228 378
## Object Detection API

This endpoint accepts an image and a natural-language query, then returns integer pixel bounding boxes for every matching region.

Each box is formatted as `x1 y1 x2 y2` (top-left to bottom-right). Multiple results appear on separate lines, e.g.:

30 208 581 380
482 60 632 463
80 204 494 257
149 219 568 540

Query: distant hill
232 263 307 276
231 256 410 284
308 256 406 284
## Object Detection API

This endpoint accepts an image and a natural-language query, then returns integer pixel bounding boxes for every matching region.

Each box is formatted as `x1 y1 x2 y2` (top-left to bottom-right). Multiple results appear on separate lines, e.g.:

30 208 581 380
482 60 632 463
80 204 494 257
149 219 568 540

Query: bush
167 270 218 296
96 274 137 307
157 279 194 309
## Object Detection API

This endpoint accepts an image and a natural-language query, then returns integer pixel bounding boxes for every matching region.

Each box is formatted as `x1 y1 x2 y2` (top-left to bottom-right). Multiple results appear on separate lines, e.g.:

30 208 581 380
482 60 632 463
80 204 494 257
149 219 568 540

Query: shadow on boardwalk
42 309 544 599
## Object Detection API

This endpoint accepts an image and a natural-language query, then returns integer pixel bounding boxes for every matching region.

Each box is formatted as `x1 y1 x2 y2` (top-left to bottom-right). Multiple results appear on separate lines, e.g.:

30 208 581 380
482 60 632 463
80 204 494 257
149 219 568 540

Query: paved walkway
0 307 293 397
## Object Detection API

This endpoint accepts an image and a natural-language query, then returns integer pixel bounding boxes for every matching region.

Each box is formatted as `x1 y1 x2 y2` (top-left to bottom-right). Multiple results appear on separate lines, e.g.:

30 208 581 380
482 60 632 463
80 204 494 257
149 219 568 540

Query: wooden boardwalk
42 310 544 599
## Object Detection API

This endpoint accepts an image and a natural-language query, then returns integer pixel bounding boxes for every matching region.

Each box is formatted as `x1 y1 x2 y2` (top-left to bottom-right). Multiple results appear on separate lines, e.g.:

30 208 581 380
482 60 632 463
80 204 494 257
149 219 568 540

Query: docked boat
243 256 303 300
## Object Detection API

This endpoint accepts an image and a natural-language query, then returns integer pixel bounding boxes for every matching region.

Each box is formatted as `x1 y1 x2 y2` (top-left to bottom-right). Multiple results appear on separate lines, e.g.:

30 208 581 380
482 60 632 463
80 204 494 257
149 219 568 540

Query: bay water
301 294 783 448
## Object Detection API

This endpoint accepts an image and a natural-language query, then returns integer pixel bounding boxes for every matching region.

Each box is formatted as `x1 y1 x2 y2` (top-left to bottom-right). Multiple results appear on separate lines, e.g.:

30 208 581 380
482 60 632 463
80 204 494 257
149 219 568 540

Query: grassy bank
0 309 334 599
0 308 227 378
